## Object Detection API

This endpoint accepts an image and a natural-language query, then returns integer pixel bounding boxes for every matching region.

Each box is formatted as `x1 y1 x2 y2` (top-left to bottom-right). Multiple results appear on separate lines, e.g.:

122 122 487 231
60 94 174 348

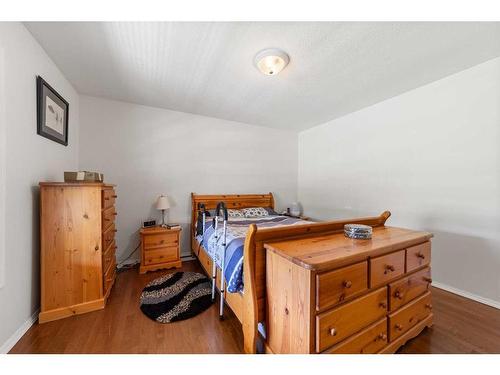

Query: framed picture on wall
36 76 69 146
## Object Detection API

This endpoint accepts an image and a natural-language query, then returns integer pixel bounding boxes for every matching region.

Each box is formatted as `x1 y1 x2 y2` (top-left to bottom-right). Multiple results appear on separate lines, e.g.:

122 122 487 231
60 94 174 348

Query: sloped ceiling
25 22 500 130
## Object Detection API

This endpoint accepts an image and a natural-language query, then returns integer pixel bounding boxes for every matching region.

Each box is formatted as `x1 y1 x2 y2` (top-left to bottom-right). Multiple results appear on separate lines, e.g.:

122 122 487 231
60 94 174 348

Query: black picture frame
36 76 69 146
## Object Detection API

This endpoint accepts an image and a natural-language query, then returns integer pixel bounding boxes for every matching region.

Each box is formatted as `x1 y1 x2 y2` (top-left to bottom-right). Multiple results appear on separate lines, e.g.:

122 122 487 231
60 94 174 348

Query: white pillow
242 207 269 218
227 209 245 218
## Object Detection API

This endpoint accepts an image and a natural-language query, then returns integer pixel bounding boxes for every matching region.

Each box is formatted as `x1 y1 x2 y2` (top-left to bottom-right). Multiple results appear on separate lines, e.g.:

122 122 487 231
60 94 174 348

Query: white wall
0 23 80 352
79 95 298 261
299 57 500 305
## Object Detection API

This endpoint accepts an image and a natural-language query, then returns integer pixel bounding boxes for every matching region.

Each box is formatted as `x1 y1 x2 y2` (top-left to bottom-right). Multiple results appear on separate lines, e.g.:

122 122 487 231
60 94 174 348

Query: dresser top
140 226 182 234
264 226 433 272
39 182 115 187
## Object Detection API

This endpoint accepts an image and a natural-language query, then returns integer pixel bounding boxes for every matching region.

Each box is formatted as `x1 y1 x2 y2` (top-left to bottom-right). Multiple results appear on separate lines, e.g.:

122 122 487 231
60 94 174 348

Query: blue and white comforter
197 215 308 293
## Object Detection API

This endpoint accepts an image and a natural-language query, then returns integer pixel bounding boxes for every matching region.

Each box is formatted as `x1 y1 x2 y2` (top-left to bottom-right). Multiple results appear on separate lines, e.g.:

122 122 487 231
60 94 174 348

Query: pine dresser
264 226 433 354
39 182 117 323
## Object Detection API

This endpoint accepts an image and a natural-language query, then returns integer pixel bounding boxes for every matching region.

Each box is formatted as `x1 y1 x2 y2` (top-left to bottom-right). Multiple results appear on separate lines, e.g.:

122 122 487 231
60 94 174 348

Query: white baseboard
0 309 39 354
432 281 500 310
117 258 139 269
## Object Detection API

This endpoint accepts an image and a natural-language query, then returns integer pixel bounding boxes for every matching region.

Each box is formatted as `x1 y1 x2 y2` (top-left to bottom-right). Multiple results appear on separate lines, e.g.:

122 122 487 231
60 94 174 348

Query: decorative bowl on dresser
263 226 433 354
39 182 117 323
139 226 182 273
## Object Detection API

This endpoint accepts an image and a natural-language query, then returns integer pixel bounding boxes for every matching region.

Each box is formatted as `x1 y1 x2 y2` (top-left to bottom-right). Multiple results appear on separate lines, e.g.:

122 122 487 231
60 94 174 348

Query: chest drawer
103 242 116 271
102 223 116 249
406 242 431 273
143 232 178 249
102 206 116 230
388 291 432 342
144 247 179 265
316 261 368 311
102 188 117 209
389 267 431 311
104 256 116 292
370 250 405 288
324 318 387 354
316 287 387 353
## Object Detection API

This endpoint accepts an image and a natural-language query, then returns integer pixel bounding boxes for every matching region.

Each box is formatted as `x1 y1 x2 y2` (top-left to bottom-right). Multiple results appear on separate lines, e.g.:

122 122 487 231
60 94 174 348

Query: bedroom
1 0 500 372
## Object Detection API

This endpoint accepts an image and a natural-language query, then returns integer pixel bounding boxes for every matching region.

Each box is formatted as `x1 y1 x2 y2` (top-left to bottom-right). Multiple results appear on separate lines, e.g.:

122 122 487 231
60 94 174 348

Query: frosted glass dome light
254 48 290 76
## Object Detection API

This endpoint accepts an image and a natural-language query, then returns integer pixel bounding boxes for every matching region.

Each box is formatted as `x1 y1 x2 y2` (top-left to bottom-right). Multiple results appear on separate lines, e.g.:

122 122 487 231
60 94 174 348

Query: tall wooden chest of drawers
264 226 433 354
39 182 117 323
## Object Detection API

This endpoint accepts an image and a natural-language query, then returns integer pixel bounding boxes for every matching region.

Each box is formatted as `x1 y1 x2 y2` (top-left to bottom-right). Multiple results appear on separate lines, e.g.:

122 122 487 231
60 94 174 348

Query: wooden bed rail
242 210 392 353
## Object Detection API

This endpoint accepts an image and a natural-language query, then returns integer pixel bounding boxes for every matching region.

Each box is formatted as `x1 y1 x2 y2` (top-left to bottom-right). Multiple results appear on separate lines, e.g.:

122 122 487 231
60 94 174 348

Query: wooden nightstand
139 226 182 274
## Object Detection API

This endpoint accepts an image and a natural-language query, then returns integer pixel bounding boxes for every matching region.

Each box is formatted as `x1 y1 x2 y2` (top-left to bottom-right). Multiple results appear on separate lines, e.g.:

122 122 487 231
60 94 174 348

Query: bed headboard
190 192 275 241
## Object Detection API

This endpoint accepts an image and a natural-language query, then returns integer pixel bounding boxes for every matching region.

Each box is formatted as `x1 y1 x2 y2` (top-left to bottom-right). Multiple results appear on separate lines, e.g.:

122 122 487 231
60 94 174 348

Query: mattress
198 215 308 293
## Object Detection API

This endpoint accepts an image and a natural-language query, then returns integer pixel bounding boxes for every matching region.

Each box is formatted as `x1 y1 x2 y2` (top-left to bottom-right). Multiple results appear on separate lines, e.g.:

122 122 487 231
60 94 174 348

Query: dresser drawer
389 267 431 311
102 223 116 250
316 261 368 311
104 257 116 294
324 318 387 354
144 247 179 265
370 250 405 288
102 206 116 230
388 291 432 342
316 287 387 353
103 242 116 271
143 232 178 249
406 242 431 273
102 188 117 209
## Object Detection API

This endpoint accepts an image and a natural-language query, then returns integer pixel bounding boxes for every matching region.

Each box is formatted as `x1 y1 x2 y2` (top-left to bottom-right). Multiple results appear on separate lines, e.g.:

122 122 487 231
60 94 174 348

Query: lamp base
160 209 167 227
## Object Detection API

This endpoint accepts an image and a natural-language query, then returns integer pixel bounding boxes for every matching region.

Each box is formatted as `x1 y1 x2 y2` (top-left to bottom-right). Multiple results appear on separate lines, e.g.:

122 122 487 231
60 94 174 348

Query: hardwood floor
9 260 500 354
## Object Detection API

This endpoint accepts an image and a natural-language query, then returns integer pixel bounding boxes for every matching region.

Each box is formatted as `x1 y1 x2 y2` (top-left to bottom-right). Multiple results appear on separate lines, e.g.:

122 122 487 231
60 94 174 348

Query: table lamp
156 195 170 227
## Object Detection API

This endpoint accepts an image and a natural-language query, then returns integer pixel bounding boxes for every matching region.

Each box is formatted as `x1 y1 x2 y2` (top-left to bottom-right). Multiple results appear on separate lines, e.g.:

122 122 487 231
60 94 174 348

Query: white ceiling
25 22 500 130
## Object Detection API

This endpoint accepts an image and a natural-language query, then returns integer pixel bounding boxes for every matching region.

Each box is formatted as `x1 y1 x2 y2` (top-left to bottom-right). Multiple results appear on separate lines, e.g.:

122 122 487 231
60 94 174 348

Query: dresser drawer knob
425 303 433 310
384 264 395 273
395 324 403 331
394 290 404 300
379 301 387 309
417 252 426 259
343 280 352 288
378 333 387 341
112 195 117 198
329 328 337 336
423 277 432 283
94 245 99 251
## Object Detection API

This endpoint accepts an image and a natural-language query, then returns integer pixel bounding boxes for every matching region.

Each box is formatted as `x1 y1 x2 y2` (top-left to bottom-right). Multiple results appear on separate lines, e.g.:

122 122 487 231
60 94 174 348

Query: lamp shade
156 195 170 210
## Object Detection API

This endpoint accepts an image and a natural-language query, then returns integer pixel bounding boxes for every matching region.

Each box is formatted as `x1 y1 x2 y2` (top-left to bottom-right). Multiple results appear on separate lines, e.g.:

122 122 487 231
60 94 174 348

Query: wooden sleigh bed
190 193 433 354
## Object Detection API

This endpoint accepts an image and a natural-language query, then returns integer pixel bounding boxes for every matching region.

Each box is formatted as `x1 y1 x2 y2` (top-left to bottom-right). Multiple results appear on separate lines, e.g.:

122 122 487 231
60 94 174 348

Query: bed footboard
241 210 391 353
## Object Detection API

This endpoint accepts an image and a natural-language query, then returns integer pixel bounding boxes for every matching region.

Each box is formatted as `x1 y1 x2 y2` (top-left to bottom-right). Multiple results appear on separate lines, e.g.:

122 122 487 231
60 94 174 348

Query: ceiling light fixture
254 48 290 76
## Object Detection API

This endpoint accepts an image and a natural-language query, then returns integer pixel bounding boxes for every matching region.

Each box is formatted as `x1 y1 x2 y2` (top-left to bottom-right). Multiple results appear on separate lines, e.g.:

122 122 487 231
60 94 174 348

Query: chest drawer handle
343 280 352 288
384 264 395 273
378 333 387 341
379 301 387 309
423 277 432 283
425 303 433 310
394 290 404 300
417 252 426 259
395 324 403 331
329 328 337 336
